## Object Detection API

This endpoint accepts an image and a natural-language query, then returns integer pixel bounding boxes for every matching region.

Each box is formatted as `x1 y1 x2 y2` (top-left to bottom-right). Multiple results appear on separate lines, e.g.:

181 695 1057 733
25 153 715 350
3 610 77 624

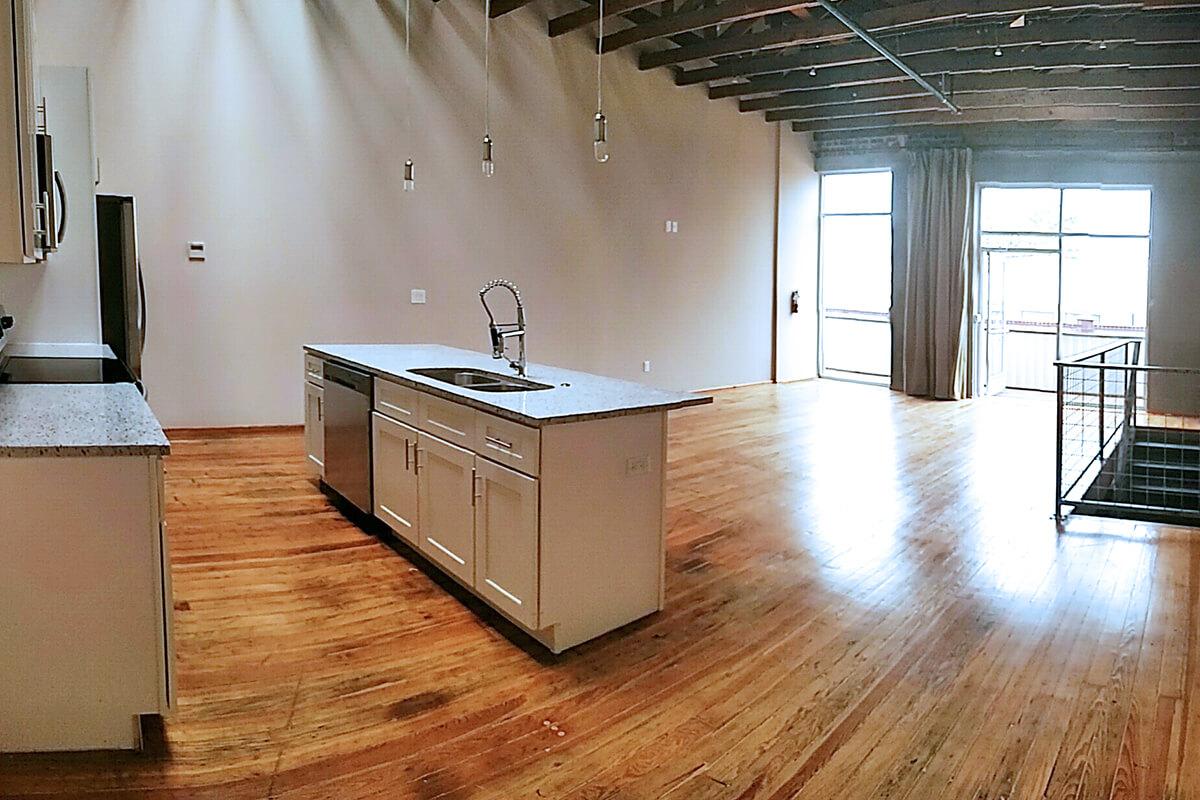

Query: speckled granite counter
305 344 712 425
0 383 170 457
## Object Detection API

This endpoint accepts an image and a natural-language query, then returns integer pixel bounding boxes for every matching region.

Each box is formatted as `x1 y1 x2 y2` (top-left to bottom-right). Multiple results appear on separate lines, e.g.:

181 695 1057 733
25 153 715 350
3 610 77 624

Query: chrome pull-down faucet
479 279 526 377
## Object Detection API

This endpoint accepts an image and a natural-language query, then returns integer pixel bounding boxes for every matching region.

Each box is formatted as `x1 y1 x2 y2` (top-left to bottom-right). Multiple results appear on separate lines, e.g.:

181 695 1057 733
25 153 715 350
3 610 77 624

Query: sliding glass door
819 170 893 383
977 185 1151 393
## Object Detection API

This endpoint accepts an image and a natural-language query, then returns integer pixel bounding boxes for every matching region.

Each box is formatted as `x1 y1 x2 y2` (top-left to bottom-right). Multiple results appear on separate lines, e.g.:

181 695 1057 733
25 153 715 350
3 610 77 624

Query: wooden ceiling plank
766 86 1200 121
707 42 1200 99
637 0 1163 68
789 103 1200 133
741 65 1200 111
675 16 1199 86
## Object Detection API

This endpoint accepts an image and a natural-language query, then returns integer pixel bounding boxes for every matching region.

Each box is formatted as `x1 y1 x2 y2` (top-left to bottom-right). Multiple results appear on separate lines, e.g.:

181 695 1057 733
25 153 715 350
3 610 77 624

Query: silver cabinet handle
404 438 412 471
53 170 67 244
485 434 513 450
317 396 322 422
472 470 483 503
414 447 423 473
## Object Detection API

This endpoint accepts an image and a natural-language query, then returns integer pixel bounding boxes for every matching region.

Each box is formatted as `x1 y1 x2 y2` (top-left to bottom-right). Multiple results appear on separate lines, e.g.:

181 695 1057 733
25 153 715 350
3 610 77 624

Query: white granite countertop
305 344 712 425
0 383 170 457
3 342 116 359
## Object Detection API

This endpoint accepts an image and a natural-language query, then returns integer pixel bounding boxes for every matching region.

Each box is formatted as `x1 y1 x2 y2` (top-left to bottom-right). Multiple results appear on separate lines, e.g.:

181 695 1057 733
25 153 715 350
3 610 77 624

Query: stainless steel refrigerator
96 194 145 391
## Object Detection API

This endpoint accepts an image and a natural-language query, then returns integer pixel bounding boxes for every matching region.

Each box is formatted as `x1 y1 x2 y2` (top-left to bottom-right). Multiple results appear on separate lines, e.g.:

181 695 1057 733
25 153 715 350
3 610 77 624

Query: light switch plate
187 241 206 261
411 289 427 304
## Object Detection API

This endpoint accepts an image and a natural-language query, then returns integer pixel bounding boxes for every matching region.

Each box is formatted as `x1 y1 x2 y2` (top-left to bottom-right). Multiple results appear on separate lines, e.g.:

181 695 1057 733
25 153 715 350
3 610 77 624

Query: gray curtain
901 148 973 400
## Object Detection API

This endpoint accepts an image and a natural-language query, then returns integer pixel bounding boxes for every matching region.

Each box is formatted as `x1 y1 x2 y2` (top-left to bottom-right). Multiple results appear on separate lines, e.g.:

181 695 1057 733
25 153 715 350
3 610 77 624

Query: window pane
1061 236 1149 332
994 251 1060 330
823 317 891 376
821 215 892 314
979 187 1060 233
1062 188 1151 236
821 171 892 214
980 233 1060 251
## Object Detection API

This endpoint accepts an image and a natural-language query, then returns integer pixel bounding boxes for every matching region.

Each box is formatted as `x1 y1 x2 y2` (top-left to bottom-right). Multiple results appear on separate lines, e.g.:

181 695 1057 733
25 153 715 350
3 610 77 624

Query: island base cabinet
474 458 539 630
0 455 172 752
416 432 476 585
536 412 666 653
372 412 419 545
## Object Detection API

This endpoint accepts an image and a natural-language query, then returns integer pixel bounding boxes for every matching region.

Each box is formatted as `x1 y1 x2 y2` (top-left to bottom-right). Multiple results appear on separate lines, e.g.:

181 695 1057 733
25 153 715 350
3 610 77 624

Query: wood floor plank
1 381 1196 800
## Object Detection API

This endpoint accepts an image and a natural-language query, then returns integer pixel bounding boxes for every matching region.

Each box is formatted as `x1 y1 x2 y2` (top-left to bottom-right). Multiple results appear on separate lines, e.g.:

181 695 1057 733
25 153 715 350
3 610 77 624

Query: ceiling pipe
814 0 961 114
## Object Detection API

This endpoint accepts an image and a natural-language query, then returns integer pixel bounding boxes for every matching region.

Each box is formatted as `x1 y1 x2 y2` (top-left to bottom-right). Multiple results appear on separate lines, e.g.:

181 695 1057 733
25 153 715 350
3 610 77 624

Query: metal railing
1055 340 1200 529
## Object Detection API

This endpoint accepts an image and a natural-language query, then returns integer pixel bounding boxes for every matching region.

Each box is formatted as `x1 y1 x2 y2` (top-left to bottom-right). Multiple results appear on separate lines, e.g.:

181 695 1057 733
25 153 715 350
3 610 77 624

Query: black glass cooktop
0 356 134 384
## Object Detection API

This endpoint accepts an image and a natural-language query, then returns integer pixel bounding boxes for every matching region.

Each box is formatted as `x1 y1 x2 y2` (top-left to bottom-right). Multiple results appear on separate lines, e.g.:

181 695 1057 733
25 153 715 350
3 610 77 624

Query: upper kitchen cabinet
0 0 53 264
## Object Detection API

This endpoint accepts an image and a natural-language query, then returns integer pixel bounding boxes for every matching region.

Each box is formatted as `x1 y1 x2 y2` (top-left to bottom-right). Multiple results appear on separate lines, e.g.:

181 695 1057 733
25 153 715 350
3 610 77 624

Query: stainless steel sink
408 367 553 393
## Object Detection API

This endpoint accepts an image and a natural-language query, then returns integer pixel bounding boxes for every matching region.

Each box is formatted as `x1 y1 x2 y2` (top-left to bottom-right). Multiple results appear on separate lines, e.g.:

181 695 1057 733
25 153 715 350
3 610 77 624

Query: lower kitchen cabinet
304 380 324 477
474 458 539 629
371 412 418 544
416 431 476 585
0 455 173 751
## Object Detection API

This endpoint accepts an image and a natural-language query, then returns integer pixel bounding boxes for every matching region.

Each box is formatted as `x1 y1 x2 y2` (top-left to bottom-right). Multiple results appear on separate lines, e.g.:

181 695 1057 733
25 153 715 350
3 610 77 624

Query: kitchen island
303 344 711 652
0 383 173 752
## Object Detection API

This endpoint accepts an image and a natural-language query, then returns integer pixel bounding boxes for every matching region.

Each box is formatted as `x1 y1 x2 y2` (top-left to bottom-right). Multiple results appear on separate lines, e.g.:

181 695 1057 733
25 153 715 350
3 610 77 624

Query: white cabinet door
372 412 419 545
474 458 539 629
304 381 324 476
416 432 476 584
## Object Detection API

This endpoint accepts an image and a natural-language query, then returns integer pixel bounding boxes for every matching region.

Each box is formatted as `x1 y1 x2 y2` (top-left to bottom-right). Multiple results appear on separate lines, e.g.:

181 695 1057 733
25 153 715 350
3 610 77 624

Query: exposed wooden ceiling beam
740 65 1200 111
789 102 1200 133
768 86 1200 121
707 43 1200 99
809 119 1200 148
549 0 664 37
602 0 821 53
489 0 537 17
636 0 1192 67
675 17 1199 86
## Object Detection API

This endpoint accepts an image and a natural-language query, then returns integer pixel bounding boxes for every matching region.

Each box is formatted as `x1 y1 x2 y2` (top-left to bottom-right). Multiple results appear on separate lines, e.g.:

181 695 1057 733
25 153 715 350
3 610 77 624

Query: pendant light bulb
808 66 817 77
994 46 1003 57
482 134 495 177
593 112 609 163
403 159 415 192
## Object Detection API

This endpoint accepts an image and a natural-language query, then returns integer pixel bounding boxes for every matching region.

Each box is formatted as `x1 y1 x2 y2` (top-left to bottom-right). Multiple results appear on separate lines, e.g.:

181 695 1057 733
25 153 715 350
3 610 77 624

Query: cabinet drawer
304 354 324 386
418 393 475 449
476 412 540 477
375 378 419 423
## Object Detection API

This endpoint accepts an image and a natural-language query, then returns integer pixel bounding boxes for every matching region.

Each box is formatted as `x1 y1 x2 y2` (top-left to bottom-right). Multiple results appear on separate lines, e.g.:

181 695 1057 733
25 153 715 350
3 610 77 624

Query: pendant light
593 0 609 162
403 0 415 192
482 0 495 177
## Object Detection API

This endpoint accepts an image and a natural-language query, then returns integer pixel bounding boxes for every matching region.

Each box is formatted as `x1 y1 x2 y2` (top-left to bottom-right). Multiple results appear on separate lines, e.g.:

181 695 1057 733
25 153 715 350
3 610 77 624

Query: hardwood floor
2 380 1198 799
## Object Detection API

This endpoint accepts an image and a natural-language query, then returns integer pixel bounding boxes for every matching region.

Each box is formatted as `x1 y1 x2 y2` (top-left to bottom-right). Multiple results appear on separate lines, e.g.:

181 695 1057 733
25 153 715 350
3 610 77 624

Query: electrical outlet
411 289 427 304
626 455 650 476
643 360 652 373
664 220 679 234
187 241 206 261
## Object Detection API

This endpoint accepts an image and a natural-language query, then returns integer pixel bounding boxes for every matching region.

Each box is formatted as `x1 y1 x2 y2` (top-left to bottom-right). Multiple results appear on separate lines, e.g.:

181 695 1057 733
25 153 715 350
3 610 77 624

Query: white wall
19 0 785 427
773 129 820 382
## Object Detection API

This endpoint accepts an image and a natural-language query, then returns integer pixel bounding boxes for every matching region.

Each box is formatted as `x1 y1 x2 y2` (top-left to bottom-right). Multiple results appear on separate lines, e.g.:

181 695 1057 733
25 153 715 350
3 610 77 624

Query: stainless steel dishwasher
321 362 373 514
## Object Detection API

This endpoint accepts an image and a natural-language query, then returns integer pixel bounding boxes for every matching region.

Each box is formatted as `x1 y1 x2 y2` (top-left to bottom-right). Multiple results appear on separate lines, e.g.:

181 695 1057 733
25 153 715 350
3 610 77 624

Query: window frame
817 168 895 383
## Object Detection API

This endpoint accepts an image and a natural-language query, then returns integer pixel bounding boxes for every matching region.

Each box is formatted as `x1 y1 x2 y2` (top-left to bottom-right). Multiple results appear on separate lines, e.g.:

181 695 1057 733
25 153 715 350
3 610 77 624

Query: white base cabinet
474 457 539 629
0 455 174 752
304 379 324 477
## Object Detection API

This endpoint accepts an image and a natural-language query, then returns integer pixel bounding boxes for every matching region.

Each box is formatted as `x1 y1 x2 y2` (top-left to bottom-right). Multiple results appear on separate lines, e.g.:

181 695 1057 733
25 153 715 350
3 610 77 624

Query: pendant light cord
484 0 492 137
596 0 604 112
405 0 412 148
